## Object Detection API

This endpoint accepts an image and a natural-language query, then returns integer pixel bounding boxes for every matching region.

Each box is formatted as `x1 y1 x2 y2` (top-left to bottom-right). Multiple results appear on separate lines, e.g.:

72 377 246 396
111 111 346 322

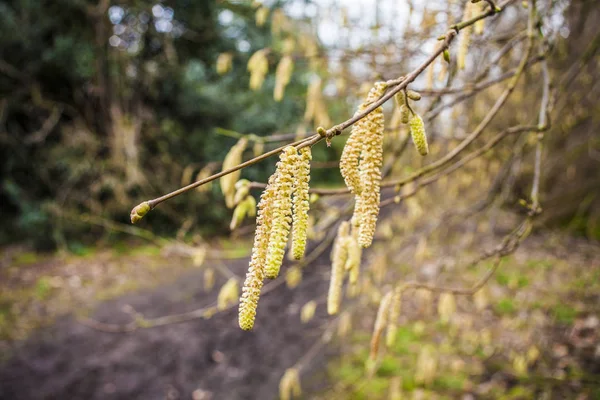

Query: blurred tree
0 0 317 248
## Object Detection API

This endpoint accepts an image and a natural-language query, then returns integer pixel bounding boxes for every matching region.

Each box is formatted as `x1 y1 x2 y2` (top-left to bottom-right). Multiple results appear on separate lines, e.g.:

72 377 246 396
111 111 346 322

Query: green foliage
0 0 332 248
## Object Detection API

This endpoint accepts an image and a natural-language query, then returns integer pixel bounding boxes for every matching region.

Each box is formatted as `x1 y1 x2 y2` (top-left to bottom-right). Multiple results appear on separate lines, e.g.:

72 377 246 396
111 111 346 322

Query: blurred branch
132 0 517 220
24 107 63 145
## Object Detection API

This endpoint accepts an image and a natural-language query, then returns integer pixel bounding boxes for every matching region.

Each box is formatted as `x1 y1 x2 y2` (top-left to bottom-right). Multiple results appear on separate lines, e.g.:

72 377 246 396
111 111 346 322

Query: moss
333 361 364 383
128 245 162 257
13 252 39 265
432 374 467 391
34 277 52 300
503 385 533 399
525 259 553 270
552 304 577 324
390 325 422 355
355 377 389 399
377 356 401 377
494 298 517 316
517 276 530 288
495 272 510 286
67 242 95 257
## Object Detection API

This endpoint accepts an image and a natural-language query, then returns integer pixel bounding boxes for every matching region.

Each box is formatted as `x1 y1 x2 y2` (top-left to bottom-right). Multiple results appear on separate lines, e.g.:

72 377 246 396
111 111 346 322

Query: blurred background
0 0 599 399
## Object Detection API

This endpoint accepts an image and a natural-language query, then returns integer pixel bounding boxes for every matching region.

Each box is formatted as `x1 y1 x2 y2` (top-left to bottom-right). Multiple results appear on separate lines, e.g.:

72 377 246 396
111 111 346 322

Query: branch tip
130 201 151 224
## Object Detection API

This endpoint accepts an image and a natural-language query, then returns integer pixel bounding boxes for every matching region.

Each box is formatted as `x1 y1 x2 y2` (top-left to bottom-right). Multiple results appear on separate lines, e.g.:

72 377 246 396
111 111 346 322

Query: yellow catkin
216 52 233 75
457 2 474 70
291 147 311 260
233 179 251 206
192 247 207 267
386 287 402 347
370 291 392 360
255 6 269 27
279 368 302 400
247 49 269 90
327 221 350 315
265 146 298 279
271 9 289 36
339 124 364 195
337 311 352 338
195 165 215 193
285 266 302 288
217 278 239 311
409 113 429 156
300 300 317 323
274 55 294 101
406 90 421 101
426 56 437 89
340 82 384 195
400 104 410 124
220 137 248 208
345 235 362 284
357 82 386 248
474 2 486 34
438 292 456 324
230 195 256 231
415 345 438 384
203 268 215 292
238 174 277 330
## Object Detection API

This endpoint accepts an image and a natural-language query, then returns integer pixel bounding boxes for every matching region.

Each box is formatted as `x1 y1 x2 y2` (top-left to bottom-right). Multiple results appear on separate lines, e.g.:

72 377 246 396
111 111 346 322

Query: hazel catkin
370 291 392 360
339 122 364 195
345 234 362 284
327 221 350 315
356 82 386 248
291 147 311 260
386 286 402 347
238 174 277 330
409 113 429 156
265 146 298 279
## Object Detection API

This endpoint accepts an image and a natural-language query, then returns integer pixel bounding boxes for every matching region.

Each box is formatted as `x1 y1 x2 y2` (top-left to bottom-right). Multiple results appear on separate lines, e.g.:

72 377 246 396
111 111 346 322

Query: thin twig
132 1 514 217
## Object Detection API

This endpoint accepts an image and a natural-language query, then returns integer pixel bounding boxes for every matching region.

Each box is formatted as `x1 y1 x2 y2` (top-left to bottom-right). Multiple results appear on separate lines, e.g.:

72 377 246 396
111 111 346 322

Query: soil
1 223 599 400
0 255 333 400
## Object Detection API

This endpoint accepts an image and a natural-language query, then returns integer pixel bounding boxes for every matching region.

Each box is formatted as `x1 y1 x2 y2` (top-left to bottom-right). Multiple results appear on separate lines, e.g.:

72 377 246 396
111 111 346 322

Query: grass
551 303 577 324
494 298 517 316
13 252 39 265
34 277 53 300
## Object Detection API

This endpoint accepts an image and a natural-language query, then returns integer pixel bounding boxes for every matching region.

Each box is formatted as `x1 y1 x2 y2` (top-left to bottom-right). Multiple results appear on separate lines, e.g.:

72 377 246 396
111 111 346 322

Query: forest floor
0 220 599 399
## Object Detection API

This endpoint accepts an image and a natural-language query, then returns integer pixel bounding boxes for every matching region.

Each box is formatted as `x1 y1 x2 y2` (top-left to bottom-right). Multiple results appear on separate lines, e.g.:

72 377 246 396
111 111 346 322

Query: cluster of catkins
340 82 428 248
340 82 387 248
239 146 312 330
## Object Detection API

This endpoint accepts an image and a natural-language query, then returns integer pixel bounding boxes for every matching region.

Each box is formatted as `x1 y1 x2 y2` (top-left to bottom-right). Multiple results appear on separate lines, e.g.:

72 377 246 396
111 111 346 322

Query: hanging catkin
327 221 350 315
386 286 402 347
238 174 277 330
339 120 364 195
265 146 298 279
409 113 429 156
370 291 392 359
291 147 311 260
457 2 474 70
345 234 362 284
356 82 386 248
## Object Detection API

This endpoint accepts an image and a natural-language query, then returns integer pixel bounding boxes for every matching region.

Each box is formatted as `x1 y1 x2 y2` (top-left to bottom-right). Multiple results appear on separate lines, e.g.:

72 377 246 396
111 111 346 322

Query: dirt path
0 254 333 400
